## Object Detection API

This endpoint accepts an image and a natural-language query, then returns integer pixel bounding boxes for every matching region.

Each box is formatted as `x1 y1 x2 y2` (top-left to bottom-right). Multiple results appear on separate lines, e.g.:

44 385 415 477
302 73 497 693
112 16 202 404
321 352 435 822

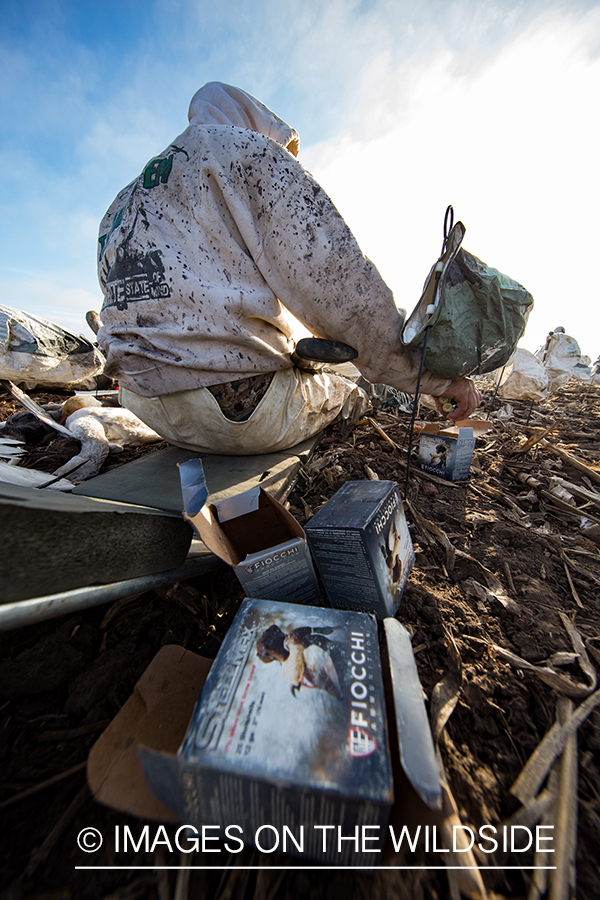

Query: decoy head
59 395 103 424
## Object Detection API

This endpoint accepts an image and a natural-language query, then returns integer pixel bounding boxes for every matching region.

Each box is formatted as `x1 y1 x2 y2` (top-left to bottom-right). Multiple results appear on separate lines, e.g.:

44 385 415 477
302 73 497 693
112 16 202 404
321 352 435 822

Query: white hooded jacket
97 82 450 399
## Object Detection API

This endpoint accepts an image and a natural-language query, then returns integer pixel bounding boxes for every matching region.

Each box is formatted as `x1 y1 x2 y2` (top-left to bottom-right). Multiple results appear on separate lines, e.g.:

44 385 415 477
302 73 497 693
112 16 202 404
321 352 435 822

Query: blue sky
1 0 599 358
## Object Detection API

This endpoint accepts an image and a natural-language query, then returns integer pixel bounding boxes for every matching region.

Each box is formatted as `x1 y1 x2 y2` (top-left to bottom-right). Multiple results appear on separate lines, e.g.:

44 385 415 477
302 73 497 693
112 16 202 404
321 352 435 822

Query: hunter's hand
435 377 482 420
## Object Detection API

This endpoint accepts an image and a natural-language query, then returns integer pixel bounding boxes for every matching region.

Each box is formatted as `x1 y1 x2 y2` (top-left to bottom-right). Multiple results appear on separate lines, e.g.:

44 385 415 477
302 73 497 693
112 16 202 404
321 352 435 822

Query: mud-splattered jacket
97 89 451 398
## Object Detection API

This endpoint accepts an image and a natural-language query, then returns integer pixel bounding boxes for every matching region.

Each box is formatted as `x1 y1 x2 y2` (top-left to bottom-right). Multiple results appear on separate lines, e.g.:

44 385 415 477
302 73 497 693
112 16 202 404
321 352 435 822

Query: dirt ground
1 378 599 900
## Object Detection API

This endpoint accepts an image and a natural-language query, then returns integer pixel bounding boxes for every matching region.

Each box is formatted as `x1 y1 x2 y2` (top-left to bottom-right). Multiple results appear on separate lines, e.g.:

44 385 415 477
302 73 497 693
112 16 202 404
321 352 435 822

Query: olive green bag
401 217 534 380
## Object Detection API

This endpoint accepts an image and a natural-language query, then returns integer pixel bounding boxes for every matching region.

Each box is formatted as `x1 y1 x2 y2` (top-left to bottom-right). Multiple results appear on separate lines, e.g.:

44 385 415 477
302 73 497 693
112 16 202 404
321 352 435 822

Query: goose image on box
256 624 343 700
385 513 404 584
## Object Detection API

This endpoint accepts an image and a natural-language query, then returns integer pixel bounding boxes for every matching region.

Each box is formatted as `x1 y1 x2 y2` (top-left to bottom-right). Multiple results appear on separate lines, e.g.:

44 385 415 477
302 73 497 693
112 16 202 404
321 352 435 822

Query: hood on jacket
188 82 299 157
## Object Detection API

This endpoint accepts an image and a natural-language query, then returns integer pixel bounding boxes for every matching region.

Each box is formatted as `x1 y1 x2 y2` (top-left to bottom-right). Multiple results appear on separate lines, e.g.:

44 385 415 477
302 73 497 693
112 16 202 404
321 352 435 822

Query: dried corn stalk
510 688 600 804
490 614 597 699
548 698 578 900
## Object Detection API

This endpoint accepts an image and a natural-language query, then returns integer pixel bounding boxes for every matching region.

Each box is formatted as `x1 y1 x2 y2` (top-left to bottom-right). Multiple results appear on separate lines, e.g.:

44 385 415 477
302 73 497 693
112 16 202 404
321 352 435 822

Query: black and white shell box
305 481 415 619
139 598 393 865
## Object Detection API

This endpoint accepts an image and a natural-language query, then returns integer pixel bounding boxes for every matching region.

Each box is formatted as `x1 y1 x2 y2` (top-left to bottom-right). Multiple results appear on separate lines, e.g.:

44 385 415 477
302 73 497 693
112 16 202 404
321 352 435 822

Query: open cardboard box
87 644 212 823
417 417 493 482
179 459 321 605
88 628 455 865
137 600 393 866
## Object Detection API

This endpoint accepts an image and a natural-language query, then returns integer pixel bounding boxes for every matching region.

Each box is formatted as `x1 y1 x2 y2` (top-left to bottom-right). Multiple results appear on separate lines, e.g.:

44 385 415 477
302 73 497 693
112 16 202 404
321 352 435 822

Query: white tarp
536 332 581 392
0 305 105 388
497 348 548 401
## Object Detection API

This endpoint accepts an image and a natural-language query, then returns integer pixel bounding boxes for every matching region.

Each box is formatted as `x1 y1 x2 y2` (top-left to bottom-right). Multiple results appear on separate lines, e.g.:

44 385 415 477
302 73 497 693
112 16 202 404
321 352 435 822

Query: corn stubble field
1 379 599 900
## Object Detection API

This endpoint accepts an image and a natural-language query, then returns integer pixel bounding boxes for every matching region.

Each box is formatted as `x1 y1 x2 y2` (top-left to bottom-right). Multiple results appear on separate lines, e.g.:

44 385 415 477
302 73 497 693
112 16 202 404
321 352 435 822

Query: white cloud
301 8 600 356
2 0 599 359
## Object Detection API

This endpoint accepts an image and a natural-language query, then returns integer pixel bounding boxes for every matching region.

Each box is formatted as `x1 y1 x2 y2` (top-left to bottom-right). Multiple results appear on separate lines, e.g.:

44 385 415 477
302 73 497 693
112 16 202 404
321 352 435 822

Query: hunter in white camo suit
97 82 479 454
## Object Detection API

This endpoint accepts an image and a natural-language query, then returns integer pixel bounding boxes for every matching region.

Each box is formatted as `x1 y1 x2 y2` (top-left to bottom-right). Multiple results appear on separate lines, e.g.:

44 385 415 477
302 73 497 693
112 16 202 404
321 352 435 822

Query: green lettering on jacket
143 154 174 189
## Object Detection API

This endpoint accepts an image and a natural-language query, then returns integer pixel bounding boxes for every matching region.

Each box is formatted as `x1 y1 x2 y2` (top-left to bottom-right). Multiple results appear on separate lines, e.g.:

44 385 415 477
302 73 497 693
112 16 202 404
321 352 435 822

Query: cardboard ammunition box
179 459 321 605
305 481 414 619
417 419 493 482
139 598 393 864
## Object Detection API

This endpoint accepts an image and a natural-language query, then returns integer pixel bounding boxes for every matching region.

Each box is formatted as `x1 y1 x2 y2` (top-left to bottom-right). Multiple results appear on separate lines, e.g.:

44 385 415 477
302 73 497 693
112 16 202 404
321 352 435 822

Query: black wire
525 397 535 426
402 322 432 499
402 207 453 499
443 205 454 245
486 364 506 420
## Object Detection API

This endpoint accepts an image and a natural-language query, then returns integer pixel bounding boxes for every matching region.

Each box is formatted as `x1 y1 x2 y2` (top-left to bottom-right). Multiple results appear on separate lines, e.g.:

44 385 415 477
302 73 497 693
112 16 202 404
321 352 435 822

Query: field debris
1 377 599 899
